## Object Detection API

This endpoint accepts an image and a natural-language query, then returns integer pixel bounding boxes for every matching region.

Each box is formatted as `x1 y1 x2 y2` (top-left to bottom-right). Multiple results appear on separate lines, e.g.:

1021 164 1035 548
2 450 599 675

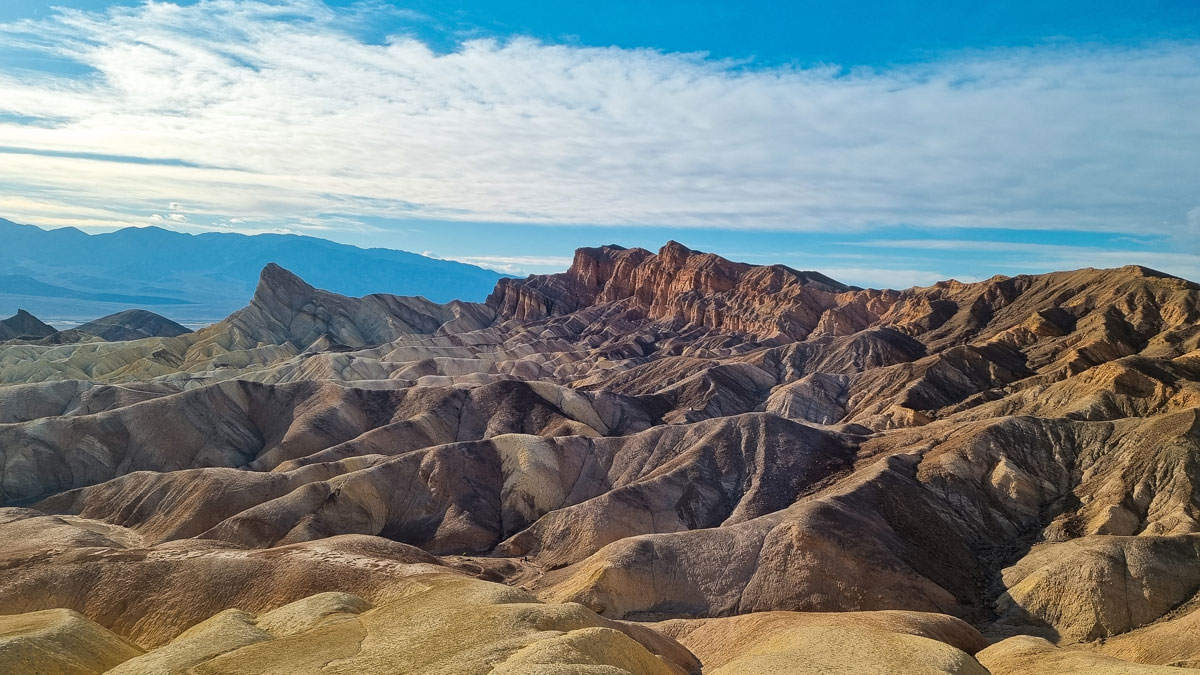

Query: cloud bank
0 0 1197 238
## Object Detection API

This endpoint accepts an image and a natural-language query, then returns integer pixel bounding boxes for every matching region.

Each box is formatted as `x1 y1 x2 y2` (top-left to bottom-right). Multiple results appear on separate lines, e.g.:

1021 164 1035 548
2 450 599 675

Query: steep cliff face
488 241 853 341
492 245 1200 366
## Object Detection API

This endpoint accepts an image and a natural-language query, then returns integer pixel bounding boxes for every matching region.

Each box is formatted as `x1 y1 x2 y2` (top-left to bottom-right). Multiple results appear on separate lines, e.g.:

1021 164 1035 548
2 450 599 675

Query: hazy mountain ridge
2 242 1200 674
0 309 56 341
0 217 506 324
0 308 191 346
76 309 193 342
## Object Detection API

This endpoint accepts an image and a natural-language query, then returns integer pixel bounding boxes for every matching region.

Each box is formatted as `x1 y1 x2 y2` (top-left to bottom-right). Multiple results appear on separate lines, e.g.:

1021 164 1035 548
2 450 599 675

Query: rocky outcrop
489 245 1200 362
194 262 496 353
488 242 853 341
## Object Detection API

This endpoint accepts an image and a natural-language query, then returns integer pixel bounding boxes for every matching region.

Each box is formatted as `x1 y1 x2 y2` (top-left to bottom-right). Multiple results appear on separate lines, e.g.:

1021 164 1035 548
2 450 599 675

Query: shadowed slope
0 309 56 341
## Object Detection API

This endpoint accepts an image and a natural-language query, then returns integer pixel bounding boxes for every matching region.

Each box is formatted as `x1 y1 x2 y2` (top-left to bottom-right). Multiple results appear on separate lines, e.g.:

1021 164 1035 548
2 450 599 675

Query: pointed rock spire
251 263 317 313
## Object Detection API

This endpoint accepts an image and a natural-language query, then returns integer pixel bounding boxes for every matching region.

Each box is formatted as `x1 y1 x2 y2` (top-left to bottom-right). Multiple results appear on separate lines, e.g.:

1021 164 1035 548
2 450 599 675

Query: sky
0 0 1198 287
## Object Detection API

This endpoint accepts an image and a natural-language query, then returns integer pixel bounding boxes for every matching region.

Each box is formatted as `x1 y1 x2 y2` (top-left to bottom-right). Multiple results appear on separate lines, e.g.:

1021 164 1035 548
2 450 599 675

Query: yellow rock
978 635 1194 674
0 608 142 675
656 610 988 675
30 577 696 675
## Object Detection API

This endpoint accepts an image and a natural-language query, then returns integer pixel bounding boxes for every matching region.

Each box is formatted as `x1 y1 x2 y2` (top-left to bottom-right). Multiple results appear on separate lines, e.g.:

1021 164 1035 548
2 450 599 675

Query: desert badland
2 241 1200 673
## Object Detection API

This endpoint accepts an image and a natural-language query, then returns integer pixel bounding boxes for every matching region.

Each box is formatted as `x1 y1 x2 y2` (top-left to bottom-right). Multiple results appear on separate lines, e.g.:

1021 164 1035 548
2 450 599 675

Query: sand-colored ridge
0 608 143 674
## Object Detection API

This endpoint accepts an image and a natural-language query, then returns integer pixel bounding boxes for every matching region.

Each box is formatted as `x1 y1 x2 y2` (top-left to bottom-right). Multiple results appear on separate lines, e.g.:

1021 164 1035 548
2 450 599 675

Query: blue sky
5 1 1199 64
0 1 1198 286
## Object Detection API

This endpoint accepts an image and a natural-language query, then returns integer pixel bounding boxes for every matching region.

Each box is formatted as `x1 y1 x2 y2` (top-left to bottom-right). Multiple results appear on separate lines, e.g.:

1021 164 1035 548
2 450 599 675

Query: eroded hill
2 242 1200 674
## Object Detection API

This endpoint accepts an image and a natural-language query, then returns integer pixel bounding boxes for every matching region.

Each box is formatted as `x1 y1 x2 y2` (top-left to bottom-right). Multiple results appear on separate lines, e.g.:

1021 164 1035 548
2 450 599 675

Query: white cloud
0 195 144 229
846 238 1200 281
467 262 524 275
444 255 574 275
0 0 1196 236
149 212 190 223
1187 207 1200 240
818 267 981 290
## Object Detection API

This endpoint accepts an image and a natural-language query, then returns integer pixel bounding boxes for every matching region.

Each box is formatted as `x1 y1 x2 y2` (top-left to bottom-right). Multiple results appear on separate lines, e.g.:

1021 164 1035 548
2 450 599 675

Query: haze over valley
0 218 503 326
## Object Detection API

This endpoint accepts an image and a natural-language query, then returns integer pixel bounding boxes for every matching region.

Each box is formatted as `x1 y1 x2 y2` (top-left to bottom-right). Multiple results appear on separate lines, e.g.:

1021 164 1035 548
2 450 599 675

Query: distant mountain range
76 309 193 342
0 307 191 344
0 218 506 325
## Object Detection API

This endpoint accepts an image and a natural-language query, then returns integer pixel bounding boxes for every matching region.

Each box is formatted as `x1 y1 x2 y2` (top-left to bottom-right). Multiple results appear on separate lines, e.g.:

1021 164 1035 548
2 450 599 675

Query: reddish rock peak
657 240 698 267
565 245 649 292
486 242 852 340
487 241 1200 350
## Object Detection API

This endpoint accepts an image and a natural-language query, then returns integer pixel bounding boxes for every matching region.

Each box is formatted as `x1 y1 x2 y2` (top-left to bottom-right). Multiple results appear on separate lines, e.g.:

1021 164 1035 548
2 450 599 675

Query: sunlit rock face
3 244 1200 673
